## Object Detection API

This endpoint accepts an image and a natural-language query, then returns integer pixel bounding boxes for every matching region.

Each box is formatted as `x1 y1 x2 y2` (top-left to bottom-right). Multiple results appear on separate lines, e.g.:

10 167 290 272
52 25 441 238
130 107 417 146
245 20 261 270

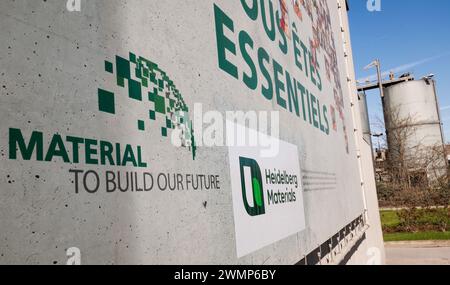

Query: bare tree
384 106 446 185
376 106 449 207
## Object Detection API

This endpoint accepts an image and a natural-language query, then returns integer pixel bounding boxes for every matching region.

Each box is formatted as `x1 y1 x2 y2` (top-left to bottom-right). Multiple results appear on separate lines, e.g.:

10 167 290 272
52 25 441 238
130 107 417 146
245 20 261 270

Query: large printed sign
228 122 305 257
0 0 367 264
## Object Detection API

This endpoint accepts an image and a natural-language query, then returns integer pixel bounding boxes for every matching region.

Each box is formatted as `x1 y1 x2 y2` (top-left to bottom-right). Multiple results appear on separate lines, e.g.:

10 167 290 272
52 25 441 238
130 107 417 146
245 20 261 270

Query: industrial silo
383 77 447 184
358 92 372 145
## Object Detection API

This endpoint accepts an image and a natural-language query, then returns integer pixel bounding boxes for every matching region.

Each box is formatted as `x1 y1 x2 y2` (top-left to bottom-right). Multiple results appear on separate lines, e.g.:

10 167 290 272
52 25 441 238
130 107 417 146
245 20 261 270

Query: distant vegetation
375 103 450 241
375 107 449 208
381 208 449 233
381 208 449 241
377 155 449 241
377 182 449 208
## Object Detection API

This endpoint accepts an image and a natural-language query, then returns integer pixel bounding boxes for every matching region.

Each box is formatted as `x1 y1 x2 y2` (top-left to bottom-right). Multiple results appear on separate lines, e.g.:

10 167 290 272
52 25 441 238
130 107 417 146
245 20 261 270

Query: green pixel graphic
98 52 196 160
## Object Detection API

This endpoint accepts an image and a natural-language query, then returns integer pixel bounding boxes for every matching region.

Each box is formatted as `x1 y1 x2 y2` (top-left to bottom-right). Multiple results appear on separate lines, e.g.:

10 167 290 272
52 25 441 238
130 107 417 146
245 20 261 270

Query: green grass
384 231 450 242
380 211 401 227
381 209 449 227
381 209 450 241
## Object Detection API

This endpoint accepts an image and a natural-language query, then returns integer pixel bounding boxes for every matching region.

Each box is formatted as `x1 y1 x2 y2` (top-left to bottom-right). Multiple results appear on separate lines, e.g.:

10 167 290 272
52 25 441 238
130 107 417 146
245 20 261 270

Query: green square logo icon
138 120 145 131
98 89 115 114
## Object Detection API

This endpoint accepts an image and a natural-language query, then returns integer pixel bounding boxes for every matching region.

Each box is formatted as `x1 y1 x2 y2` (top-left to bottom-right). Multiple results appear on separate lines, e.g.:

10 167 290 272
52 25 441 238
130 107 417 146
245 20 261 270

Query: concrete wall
333 2 385 264
0 0 384 265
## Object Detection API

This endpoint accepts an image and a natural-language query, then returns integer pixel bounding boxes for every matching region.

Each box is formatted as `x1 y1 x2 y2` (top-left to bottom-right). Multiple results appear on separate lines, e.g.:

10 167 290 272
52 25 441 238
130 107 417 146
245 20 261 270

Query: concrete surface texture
0 0 384 264
385 241 450 265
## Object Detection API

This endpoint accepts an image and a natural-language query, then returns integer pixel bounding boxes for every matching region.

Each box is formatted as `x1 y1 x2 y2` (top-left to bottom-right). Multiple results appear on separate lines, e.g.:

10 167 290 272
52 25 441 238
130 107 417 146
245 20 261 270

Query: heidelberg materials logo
238 155 301 217
229 138 306 257
239 157 265 216
98 52 197 159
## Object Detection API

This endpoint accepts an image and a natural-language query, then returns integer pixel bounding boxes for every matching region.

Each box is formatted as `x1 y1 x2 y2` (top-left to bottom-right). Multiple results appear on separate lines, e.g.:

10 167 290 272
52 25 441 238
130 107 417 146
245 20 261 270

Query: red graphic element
279 0 291 39
330 105 337 131
293 0 303 21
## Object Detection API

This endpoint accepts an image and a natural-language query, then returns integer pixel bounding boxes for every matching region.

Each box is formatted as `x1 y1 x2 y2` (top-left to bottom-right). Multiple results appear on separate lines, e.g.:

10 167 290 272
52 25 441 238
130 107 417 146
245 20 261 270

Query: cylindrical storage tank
358 92 372 145
383 78 447 183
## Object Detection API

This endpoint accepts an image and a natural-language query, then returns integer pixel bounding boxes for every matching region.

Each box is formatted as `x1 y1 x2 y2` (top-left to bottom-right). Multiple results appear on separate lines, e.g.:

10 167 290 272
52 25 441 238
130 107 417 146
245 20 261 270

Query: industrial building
358 74 448 186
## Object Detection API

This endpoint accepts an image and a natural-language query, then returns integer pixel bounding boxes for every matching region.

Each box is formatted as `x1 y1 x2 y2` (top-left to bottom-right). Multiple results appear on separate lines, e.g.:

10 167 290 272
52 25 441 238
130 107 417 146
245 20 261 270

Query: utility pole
375 59 384 98
364 59 384 98
364 59 388 145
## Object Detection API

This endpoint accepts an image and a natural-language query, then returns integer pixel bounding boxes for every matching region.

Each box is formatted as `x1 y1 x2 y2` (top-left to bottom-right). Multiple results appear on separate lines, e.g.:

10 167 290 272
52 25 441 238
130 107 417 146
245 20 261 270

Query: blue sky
348 0 450 143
